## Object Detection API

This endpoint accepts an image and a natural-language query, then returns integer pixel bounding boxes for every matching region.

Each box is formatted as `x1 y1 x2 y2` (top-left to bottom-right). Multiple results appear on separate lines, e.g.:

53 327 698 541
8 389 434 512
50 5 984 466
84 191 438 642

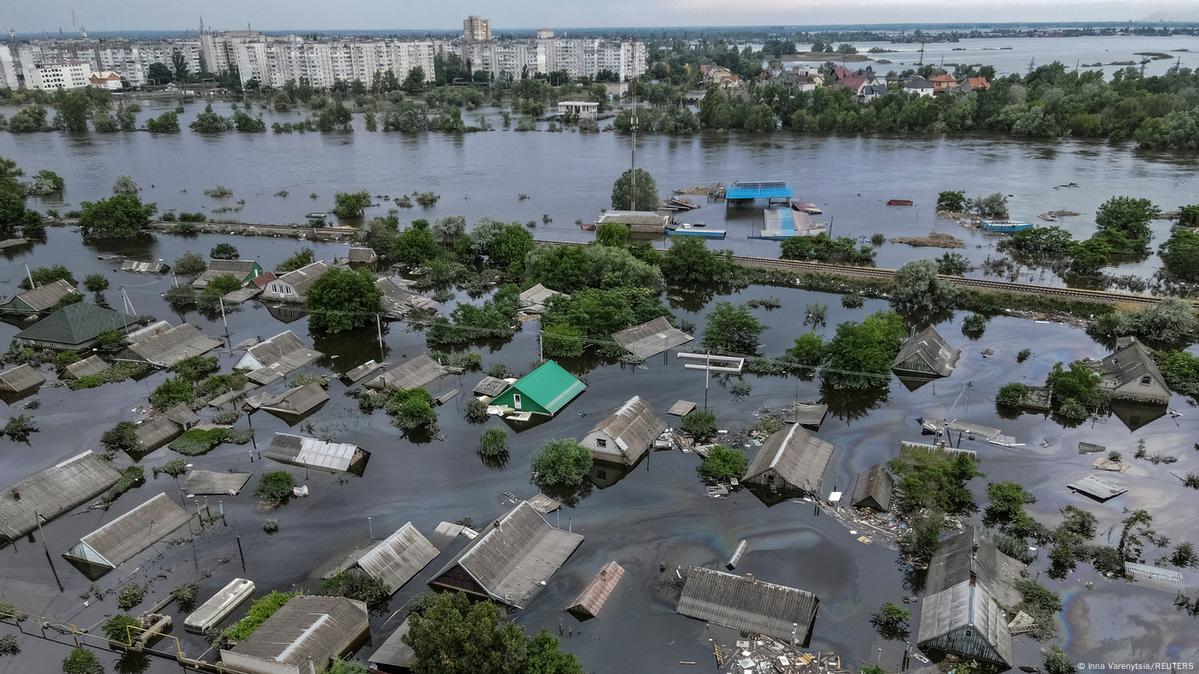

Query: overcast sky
6 0 1199 33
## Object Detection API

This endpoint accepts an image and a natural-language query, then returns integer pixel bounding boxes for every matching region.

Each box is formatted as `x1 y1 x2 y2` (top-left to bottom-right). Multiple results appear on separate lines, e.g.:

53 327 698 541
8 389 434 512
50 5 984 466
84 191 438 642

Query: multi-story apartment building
224 36 437 89
453 36 646 82
14 39 201 88
463 16 492 42
26 62 91 90
0 45 19 89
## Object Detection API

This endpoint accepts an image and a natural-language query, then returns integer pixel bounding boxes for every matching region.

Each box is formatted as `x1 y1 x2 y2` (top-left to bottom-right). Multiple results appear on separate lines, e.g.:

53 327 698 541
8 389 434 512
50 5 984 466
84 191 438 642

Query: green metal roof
509 360 585 415
14 303 128 347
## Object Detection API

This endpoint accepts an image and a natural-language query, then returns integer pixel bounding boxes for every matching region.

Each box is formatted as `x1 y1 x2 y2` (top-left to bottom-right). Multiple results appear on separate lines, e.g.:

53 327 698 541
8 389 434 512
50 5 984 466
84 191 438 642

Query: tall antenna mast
630 87 638 211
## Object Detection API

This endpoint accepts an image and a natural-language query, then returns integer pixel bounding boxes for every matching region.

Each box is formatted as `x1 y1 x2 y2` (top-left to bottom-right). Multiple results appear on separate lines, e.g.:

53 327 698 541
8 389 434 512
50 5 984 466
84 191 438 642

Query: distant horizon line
13 19 1199 39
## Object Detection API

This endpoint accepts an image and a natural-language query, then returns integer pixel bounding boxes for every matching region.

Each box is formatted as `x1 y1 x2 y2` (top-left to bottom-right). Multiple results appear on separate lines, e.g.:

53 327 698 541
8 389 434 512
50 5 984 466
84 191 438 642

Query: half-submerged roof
918 580 1012 669
182 470 252 496
925 526 1026 609
14 303 131 348
850 464 894 512
376 277 436 318
0 451 121 542
587 396 666 466
365 353 447 391
519 283 566 313
237 331 321 375
0 279 76 313
676 566 819 644
369 618 415 673
336 523 440 594
612 317 693 360
428 501 584 608
724 181 794 200
64 492 192 570
1067 474 1127 502
61 354 108 380
567 561 625 619
118 322 222 367
0 363 46 393
220 595 368 674
265 432 369 474
133 404 199 453
892 326 960 378
495 360 586 416
473 375 510 397
277 260 331 295
257 382 330 417
743 424 835 494
596 210 670 227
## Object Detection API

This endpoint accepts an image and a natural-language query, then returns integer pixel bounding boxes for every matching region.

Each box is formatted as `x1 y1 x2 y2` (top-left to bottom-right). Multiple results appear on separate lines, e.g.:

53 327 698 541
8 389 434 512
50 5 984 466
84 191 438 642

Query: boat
667 223 726 239
980 220 1035 233
579 222 596 231
790 199 822 214
305 212 329 225
886 199 914 206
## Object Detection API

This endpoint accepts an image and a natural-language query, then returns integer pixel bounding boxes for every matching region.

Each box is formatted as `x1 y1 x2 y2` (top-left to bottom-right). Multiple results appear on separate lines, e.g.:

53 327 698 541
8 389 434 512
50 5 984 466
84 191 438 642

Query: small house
0 279 77 315
252 382 330 420
376 277 436 319
0 451 121 544
132 404 200 455
595 211 670 234
557 100 599 120
518 283 566 314
582 396 666 467
612 316 693 360
182 470 252 496
191 259 264 289
322 522 439 595
235 331 321 376
930 73 958 94
346 247 378 265
260 260 331 303
219 595 369 674
427 501 583 608
64 492 193 576
116 322 222 368
1096 337 1170 406
490 360 585 418
903 75 934 97
743 425 836 495
365 353 448 392
892 326 960 380
61 354 108 380
120 260 168 274
850 463 893 512
184 578 255 633
0 363 46 395
12 303 143 351
676 566 819 646
265 432 370 475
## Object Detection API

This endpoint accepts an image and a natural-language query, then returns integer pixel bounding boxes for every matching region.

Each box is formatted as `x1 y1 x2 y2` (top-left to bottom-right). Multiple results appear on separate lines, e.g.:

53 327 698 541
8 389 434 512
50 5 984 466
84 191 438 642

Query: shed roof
258 382 330 417
347 247 377 264
668 400 697 416
925 527 1025 609
567 561 625 619
850 464 894 512
0 451 121 542
340 523 440 594
612 317 693 360
724 181 794 200
744 425 835 494
428 501 584 608
265 433 368 474
376 277 436 318
518 283 566 313
182 470 252 496
0 363 46 393
501 360 585 415
277 260 331 295
676 566 819 644
61 354 108 380
221 595 367 672
133 404 199 453
1 279 76 313
596 211 670 227
785 403 828 429
14 303 130 348
1067 475 1127 502
65 492 192 569
473 375 511 397
365 353 448 392
369 618 415 672
918 580 1012 668
118 323 222 367
587 396 666 465
892 327 960 378
342 359 382 385
237 331 321 375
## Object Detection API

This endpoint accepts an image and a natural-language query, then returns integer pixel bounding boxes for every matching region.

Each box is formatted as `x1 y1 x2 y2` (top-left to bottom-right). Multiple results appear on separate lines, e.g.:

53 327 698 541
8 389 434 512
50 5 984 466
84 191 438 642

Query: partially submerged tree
610 168 659 211
531 439 592 491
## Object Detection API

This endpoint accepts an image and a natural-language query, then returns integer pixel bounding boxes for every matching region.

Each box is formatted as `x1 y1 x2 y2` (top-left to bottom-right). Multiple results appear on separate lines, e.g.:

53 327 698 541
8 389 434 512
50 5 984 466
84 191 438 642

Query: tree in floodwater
610 168 658 211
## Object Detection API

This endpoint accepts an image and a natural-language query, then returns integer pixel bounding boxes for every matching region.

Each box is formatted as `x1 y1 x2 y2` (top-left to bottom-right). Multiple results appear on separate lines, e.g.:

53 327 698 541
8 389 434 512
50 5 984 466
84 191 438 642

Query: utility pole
376 314 384 361
34 512 64 593
23 263 34 289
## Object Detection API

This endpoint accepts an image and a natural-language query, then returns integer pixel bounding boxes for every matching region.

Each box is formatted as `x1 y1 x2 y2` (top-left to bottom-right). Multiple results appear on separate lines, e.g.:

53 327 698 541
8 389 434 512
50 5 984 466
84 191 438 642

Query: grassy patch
220 591 297 644
169 427 253 456
102 467 145 504
66 362 153 390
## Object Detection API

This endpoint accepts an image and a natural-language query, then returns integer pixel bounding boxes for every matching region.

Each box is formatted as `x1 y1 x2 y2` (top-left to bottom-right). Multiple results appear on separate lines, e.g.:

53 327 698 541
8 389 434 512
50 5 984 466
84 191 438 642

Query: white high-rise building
27 62 91 90
0 45 19 89
463 16 492 42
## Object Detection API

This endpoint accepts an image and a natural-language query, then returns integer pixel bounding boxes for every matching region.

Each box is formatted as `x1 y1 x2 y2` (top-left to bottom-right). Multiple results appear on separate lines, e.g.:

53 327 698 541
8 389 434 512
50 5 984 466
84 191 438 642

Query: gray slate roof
892 326 960 378
365 353 447 391
473 375 510 397
369 618 415 672
2 279 76 312
133 404 199 452
0 451 121 542
518 283 566 313
61 354 108 380
0 363 46 393
277 260 331 296
567 561 625 618
333 523 440 594
119 323 222 367
743 425 835 494
585 395 666 466
258 382 330 417
925 527 1025 609
597 211 670 230
612 316 693 360
220 595 368 674
376 277 436 318
850 463 894 512
14 303 130 348
918 580 1012 668
1099 337 1168 395
676 566 819 644
237 331 321 375
65 492 192 569
182 470 252 496
429 501 584 608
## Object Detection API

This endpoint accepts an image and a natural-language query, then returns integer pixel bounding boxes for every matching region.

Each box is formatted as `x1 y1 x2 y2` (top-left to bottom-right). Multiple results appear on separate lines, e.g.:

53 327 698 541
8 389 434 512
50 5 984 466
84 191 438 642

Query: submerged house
676 566 819 646
376 277 436 319
0 363 46 396
892 327 960 381
132 404 200 455
743 425 836 496
917 527 1026 671
323 522 440 595
850 463 894 512
0 451 121 544
116 322 222 368
12 303 144 351
260 260 331 303
191 259 264 289
582 396 666 467
61 354 108 381
365 353 448 392
1096 337 1170 406
252 382 330 420
612 316 693 360
64 492 193 576
428 501 584 608
595 210 670 234
219 595 369 674
0 279 77 316
235 331 322 379
265 432 370 475
518 283 566 314
567 561 625 619
490 360 586 419
369 618 415 674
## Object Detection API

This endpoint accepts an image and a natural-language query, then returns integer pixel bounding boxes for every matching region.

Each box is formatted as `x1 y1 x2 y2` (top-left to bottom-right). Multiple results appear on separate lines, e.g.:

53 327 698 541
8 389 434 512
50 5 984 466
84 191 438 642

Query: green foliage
898 512 944 564
101 421 141 458
970 192 1009 219
525 244 662 294
263 518 279 534
984 482 1043 540
888 443 982 516
543 286 670 343
961 313 988 339
321 569 391 605
479 428 509 458
996 382 1028 408
1067 237 1112 277
146 111 180 133
1159 227 1199 282
232 109 266 132
27 169 65 195
936 190 967 212
702 302 765 355
333 190 371 220
1046 361 1104 417
595 221 628 247
8 106 48 133
306 267 384 333
1088 299 1198 349
780 233 875 265
660 237 737 286
276 248 315 273
1016 579 1062 640
1156 350 1199 401
870 602 910 640
427 285 521 346
103 467 145 502
998 225 1075 264
698 445 746 482
325 660 370 674
169 427 252 456
19 265 75 290
171 355 219 383
610 168 659 211
190 103 233 133
1044 647 1074 674
935 251 968 275
210 243 240 260
149 376 195 409
680 409 718 441
104 613 141 644
541 322 585 358
83 274 109 293
784 332 824 367
62 647 103 674
221 591 298 643
117 584 144 611
0 634 18 655
173 252 206 277
891 260 958 317
465 398 490 423
386 388 438 432
255 471 296 504
822 311 906 390
79 194 155 240
1180 205 1199 227
1093 196 1158 256
531 439 592 490
164 284 197 312
2 414 37 442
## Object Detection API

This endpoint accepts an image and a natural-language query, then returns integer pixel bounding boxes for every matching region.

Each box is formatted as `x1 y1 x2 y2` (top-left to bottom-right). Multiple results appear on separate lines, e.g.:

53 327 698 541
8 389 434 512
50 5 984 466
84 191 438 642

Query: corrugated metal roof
724 181 794 200
258 383 330 417
892 327 960 378
184 578 255 632
2 279 76 312
850 464 893 512
220 595 368 672
925 527 1025 609
1068 475 1127 502
0 363 46 393
353 523 440 593
743 425 835 494
585 396 666 466
14 303 128 347
567 561 624 618
676 566 819 644
376 277 436 319
612 317 693 360
429 501 584 608
918 580 1012 668
119 323 222 367
265 433 367 474
365 353 447 392
0 451 121 542
368 617 414 671
182 470 252 496
65 492 192 569
503 360 586 415
61 354 108 380
518 283 566 313
237 331 321 375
